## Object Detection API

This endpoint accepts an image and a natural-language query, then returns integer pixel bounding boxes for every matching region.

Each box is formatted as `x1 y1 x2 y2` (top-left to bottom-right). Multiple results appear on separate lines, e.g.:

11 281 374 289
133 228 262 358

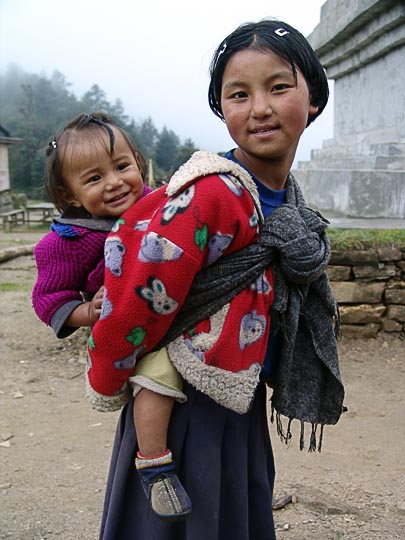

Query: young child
32 113 191 521
86 20 344 539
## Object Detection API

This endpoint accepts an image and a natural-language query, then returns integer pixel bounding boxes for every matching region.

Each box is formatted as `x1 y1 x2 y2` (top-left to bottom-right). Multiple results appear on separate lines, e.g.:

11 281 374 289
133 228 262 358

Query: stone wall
328 245 405 337
294 0 405 219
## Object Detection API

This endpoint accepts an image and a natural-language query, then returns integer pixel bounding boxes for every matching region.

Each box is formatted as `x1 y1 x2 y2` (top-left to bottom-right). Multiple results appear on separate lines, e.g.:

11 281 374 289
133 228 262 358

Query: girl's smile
220 48 318 187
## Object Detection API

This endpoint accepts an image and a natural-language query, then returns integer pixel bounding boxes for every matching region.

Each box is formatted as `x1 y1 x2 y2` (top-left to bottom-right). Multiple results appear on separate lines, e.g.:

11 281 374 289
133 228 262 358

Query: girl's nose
251 94 272 117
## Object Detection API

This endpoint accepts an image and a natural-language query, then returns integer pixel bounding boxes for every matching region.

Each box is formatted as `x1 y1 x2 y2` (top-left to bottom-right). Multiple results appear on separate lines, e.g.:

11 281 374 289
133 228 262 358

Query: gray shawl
157 172 345 451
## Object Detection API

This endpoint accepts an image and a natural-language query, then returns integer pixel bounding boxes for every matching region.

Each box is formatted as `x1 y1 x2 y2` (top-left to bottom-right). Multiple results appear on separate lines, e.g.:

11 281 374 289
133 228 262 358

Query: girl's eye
231 91 248 99
272 83 290 92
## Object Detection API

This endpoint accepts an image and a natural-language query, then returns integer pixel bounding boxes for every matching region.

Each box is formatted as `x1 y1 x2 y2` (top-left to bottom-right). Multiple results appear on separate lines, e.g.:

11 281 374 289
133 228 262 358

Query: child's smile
61 129 145 218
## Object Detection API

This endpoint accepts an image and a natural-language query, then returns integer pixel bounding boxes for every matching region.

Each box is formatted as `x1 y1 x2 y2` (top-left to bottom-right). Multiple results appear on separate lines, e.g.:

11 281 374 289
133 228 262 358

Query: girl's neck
233 148 294 190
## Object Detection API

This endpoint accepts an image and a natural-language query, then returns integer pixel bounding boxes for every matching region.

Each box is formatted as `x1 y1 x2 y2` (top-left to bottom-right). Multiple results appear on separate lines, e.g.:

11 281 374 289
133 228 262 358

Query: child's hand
89 286 105 323
66 286 105 328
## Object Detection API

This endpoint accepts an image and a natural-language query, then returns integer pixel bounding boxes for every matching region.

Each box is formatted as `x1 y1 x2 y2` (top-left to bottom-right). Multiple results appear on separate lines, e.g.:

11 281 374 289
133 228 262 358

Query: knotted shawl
157 172 344 451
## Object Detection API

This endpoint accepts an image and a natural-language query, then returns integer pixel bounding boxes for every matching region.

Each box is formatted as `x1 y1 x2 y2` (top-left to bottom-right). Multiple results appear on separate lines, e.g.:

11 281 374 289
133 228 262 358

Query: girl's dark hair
208 19 329 127
45 112 147 212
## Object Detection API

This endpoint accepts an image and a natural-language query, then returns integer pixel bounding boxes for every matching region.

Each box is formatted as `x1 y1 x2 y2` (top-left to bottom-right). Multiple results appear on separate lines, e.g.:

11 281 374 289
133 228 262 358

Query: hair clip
49 140 57 149
275 28 289 37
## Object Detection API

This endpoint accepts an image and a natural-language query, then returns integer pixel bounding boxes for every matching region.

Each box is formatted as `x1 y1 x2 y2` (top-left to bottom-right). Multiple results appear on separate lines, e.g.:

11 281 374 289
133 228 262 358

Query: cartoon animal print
239 310 267 350
219 174 259 230
111 218 125 233
218 173 243 196
249 213 259 228
139 232 183 263
134 219 151 231
183 304 230 361
250 272 272 294
113 349 140 370
136 277 178 315
161 185 195 224
105 237 126 277
207 232 233 265
100 287 113 319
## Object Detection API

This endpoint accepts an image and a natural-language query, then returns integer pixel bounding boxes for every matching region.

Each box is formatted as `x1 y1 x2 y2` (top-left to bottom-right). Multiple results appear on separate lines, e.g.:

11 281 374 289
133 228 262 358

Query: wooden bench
1 209 26 232
25 203 58 226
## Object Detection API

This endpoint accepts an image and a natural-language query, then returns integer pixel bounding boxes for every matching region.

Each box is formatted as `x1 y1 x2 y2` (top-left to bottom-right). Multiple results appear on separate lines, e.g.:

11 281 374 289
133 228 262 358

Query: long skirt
100 381 276 540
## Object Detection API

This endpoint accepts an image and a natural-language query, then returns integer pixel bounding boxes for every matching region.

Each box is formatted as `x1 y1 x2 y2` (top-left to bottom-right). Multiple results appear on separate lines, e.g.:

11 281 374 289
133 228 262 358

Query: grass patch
328 228 405 250
0 282 30 292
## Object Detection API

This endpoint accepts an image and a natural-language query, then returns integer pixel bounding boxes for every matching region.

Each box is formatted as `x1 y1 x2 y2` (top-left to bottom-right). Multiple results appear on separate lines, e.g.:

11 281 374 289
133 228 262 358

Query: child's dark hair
208 19 329 127
45 112 147 212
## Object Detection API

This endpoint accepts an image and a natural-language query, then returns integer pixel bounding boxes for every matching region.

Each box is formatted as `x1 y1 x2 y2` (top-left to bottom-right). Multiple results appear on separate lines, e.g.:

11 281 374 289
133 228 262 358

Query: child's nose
105 173 123 190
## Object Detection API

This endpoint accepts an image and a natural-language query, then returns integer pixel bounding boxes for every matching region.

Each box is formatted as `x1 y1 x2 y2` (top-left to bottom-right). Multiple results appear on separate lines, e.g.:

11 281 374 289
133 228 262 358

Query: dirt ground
0 229 404 540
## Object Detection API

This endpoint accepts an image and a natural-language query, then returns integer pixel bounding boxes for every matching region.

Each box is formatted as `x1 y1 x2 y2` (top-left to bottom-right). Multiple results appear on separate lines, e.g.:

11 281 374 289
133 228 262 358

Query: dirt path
0 230 404 539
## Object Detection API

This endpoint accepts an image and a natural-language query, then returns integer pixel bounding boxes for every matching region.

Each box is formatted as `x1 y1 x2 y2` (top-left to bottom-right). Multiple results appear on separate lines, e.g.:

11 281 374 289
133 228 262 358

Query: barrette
49 140 57 149
274 28 289 37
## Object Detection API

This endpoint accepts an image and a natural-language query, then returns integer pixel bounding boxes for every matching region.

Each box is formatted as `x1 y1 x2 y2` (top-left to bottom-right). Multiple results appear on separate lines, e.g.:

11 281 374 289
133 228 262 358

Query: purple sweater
32 223 112 338
32 186 152 338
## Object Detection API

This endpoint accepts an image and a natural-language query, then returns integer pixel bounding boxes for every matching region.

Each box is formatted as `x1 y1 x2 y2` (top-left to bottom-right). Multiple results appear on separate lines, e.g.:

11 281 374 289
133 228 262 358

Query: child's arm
32 229 107 337
64 285 104 328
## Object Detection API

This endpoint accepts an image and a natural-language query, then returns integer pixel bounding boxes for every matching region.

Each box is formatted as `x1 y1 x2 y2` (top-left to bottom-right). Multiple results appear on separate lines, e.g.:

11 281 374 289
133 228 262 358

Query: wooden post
147 159 155 189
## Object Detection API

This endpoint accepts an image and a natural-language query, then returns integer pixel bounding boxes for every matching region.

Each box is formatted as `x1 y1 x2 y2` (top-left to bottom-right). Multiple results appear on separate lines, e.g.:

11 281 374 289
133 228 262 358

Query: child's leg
131 349 191 521
133 389 174 456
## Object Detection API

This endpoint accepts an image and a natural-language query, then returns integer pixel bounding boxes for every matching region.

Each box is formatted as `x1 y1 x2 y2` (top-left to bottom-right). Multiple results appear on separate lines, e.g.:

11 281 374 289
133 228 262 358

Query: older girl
87 19 344 540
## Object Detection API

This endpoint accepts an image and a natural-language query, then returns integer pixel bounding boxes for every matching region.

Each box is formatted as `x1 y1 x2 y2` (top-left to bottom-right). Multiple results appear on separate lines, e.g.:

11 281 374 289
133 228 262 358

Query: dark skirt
100 382 276 540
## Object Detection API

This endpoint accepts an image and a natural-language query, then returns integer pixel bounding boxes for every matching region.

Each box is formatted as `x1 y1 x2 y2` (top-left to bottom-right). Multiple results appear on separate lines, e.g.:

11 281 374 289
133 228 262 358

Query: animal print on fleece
136 277 178 315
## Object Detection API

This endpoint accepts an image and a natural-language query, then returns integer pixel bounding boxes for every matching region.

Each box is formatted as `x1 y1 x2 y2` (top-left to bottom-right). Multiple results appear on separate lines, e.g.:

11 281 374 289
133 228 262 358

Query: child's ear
57 187 81 208
309 103 319 116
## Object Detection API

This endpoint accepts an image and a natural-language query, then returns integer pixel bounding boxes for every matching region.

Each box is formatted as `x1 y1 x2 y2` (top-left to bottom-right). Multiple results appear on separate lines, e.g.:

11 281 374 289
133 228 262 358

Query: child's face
220 48 318 169
60 128 144 218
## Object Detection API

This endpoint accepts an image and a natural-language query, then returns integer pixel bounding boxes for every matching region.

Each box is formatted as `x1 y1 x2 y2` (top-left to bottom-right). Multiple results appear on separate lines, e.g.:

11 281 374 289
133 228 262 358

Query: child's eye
87 175 101 184
117 163 129 171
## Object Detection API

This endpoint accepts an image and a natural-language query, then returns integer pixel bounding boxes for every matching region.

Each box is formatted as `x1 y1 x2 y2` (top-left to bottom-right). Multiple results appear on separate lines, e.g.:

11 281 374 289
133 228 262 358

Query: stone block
331 281 385 303
381 318 403 332
353 264 398 280
327 265 351 281
377 246 402 262
385 289 405 304
339 304 385 324
386 305 405 323
330 250 378 266
349 171 405 219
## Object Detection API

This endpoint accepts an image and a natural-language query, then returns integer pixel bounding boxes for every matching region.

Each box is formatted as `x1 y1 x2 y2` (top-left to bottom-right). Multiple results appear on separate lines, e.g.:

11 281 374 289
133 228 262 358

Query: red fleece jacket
87 171 274 404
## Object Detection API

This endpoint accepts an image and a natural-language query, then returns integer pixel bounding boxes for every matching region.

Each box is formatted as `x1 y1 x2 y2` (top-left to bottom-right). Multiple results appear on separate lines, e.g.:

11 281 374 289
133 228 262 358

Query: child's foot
135 449 192 521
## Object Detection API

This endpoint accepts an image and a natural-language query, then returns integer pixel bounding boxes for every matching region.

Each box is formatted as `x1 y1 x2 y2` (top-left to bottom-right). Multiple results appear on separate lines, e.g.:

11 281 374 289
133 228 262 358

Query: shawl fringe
271 408 326 452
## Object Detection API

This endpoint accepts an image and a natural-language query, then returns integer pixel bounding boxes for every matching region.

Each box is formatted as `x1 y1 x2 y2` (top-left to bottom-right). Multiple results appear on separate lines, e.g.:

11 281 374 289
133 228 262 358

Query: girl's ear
57 187 81 208
309 103 319 116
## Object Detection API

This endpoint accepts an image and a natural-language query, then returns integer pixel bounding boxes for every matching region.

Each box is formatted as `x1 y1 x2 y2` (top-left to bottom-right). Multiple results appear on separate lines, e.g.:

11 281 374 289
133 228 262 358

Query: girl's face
220 48 318 175
60 128 144 218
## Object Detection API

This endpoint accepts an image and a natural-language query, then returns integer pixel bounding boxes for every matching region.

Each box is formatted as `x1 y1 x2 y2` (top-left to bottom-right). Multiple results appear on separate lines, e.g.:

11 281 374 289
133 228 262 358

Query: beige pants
129 347 186 403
